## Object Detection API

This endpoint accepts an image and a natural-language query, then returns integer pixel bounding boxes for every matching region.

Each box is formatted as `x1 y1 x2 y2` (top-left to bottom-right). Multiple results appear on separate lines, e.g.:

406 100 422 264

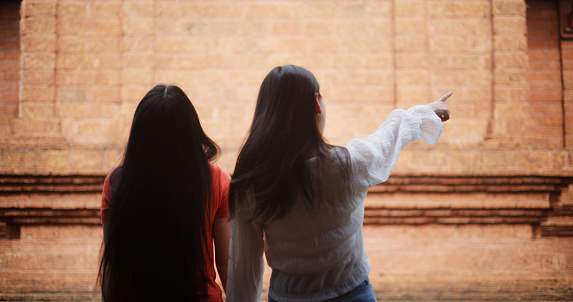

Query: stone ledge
1 174 573 238
369 175 572 193
365 176 573 237
0 175 105 238
0 175 105 194
0 292 99 302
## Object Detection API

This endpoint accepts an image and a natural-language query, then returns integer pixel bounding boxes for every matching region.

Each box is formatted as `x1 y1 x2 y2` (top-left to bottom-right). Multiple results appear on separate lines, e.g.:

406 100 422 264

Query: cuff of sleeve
409 105 443 145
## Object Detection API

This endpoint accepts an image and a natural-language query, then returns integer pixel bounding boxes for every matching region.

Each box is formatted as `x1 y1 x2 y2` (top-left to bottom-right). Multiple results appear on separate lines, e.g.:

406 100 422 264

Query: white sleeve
226 206 265 302
345 105 442 188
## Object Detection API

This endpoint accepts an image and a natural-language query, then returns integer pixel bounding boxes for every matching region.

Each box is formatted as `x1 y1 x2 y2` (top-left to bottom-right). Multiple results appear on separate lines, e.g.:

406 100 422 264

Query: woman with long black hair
98 84 230 302
227 65 451 302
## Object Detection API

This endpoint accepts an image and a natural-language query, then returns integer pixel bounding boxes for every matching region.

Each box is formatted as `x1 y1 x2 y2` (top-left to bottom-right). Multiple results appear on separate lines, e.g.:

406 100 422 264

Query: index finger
437 91 453 103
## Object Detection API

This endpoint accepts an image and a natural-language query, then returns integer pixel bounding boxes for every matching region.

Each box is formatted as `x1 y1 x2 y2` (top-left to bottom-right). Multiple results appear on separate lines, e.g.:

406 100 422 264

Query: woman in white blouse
227 65 451 302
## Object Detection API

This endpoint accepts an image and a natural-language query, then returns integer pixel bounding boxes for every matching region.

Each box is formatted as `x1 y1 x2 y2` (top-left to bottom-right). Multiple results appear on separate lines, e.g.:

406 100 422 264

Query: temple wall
1 0 572 300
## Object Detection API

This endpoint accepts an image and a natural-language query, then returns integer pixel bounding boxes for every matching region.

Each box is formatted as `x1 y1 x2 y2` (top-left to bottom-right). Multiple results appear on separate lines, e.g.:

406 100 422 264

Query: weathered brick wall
527 0 562 148
1 0 573 301
0 0 19 139
3 0 571 176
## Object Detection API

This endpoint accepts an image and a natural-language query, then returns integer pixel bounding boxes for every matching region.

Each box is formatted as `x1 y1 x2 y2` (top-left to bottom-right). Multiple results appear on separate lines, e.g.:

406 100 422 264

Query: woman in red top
98 84 230 302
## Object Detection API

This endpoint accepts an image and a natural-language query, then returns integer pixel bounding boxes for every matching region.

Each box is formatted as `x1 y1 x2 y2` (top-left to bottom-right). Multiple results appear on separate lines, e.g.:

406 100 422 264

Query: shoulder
103 167 121 193
209 164 231 196
101 167 121 223
209 164 231 217
210 164 231 184
109 166 121 185
327 146 352 165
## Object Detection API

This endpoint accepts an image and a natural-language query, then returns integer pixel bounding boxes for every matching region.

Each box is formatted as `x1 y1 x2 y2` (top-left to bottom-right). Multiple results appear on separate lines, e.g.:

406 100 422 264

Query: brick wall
527 0 562 148
0 0 20 139
2 0 571 176
563 0 573 150
1 0 573 301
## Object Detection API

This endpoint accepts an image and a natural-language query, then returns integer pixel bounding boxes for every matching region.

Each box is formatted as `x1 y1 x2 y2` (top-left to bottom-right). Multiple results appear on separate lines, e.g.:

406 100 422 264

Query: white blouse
226 105 443 302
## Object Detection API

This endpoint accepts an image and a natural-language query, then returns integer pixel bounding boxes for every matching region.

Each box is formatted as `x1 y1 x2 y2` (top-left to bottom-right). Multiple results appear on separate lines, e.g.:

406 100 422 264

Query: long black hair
230 65 335 222
98 84 220 302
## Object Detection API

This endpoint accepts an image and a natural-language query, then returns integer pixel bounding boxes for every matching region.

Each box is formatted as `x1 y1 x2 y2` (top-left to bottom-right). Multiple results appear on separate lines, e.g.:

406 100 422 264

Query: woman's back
99 84 229 302
226 65 450 302
262 148 370 300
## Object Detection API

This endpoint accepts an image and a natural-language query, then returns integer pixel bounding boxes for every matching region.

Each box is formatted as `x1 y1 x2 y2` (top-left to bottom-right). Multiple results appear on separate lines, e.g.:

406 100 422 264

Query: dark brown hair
230 65 335 222
98 84 220 301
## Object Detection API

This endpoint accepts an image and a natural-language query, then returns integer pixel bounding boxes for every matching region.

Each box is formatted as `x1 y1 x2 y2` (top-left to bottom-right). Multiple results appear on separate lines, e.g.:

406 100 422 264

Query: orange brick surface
1 0 573 301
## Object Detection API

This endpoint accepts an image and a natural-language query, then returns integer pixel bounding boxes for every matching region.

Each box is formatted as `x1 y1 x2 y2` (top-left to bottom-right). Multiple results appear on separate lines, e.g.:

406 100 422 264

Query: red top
101 164 230 301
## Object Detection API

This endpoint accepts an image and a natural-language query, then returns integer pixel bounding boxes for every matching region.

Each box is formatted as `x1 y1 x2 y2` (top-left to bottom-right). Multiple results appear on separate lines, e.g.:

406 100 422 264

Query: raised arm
346 92 452 188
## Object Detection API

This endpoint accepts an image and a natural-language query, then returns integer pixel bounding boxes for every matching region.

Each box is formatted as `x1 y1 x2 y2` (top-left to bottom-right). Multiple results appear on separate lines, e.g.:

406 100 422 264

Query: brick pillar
527 0 563 148
563 2 573 150
490 0 530 144
0 0 20 137
16 0 58 138
55 1 123 173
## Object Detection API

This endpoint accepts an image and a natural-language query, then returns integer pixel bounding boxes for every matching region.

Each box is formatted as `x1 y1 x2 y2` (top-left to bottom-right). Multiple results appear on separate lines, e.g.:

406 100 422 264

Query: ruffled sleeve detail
345 105 442 188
